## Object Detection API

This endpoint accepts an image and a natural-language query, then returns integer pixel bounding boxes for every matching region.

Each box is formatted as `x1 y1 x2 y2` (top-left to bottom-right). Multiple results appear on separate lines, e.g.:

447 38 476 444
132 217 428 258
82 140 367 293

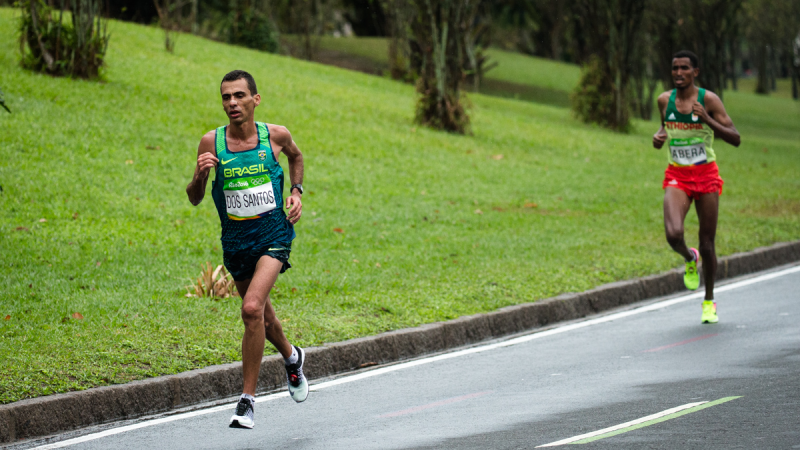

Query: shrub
571 55 631 132
230 12 280 54
410 0 476 134
17 0 109 79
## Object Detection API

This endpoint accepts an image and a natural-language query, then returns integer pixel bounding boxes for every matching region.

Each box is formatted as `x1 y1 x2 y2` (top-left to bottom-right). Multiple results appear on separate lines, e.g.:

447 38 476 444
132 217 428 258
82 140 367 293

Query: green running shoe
684 248 700 290
701 301 718 324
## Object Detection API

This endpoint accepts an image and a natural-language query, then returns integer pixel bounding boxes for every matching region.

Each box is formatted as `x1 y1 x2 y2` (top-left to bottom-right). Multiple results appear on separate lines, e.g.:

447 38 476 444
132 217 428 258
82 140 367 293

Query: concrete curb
2 240 799 444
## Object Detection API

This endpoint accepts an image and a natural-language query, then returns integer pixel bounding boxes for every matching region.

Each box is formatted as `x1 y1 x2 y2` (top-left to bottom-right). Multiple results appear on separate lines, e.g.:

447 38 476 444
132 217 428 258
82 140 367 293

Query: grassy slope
315 36 797 101
314 36 580 92
1 10 799 403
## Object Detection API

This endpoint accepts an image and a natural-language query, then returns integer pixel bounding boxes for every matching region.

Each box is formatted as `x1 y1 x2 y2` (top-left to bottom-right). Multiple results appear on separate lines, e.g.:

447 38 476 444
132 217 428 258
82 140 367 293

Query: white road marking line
30 264 800 449
32 395 290 450
535 402 707 447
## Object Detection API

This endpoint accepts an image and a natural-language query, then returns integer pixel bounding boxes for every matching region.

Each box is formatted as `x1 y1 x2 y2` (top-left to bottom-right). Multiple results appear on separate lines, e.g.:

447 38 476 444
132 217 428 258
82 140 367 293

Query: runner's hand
653 130 667 149
692 101 710 123
286 192 302 224
196 152 218 178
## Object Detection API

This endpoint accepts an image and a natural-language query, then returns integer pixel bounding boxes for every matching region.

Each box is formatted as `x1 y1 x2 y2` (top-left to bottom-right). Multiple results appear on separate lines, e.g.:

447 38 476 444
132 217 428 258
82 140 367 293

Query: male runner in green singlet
652 51 741 324
186 70 308 428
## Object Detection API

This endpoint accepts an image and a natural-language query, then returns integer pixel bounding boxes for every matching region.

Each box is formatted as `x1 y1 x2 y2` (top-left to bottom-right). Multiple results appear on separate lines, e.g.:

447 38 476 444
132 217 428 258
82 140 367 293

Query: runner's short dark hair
672 50 699 69
221 70 258 95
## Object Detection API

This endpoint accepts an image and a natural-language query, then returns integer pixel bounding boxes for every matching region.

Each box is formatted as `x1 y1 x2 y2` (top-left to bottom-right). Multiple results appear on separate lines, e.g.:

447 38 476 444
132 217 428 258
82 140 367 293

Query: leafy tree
271 0 342 60
383 0 492 94
227 0 280 53
646 0 741 100
742 0 800 95
410 0 481 134
340 0 387 36
628 28 659 121
381 0 414 80
461 2 494 91
18 0 110 79
570 0 647 132
153 0 192 52
492 0 572 61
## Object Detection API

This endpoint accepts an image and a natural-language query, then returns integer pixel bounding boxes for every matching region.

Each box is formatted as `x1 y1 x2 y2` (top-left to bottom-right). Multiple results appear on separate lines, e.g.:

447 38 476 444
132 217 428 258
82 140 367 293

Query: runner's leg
695 192 719 300
663 187 694 261
234 256 292 396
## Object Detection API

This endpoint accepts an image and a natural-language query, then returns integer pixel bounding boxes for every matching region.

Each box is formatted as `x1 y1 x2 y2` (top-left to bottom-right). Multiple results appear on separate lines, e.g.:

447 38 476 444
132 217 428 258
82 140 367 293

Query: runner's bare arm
653 92 670 149
692 91 741 147
269 125 303 224
186 131 219 206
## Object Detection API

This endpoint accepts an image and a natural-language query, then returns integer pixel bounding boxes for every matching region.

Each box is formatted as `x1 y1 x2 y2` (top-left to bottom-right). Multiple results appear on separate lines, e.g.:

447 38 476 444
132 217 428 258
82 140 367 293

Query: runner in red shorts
653 50 741 324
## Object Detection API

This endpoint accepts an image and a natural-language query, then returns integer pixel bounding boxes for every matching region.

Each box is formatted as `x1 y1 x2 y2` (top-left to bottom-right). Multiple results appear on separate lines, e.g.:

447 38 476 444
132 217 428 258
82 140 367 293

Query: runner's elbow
189 194 204 206
186 186 203 205
289 149 303 161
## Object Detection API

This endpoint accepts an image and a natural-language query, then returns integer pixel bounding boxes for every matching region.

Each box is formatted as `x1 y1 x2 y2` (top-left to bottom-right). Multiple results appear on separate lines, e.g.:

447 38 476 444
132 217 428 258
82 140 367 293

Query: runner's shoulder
267 124 292 146
701 89 723 106
657 90 672 102
198 130 217 154
656 91 671 108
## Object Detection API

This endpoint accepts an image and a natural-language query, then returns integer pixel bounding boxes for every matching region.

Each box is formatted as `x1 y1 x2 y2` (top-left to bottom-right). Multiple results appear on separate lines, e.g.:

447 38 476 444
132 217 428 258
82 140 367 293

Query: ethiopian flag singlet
211 122 295 253
664 88 716 166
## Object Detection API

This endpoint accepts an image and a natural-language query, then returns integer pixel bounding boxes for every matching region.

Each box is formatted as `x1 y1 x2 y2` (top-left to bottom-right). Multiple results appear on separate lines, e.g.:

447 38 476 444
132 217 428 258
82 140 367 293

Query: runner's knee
698 239 715 257
665 228 684 246
241 302 264 325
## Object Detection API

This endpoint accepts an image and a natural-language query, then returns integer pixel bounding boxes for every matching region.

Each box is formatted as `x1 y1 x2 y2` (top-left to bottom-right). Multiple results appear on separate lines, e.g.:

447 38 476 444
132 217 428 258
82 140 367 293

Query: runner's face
220 79 260 125
671 57 698 89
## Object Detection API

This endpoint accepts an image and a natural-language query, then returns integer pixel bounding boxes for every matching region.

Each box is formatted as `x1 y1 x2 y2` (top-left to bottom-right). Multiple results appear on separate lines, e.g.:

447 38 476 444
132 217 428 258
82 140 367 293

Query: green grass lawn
734 77 796 99
315 35 390 63
1 9 799 404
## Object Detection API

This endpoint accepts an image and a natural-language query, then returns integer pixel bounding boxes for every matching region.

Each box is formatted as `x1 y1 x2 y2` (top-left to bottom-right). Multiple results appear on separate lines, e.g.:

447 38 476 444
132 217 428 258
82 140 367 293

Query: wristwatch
290 184 303 195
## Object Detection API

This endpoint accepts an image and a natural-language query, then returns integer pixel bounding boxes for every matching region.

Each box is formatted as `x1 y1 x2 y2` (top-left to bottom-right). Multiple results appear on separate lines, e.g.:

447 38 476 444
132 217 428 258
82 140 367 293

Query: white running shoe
285 346 309 403
229 397 255 429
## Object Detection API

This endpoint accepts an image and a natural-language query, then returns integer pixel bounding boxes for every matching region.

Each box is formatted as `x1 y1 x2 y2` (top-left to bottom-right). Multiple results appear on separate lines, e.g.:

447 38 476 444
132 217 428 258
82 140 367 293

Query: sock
284 346 298 365
686 251 697 263
240 393 255 403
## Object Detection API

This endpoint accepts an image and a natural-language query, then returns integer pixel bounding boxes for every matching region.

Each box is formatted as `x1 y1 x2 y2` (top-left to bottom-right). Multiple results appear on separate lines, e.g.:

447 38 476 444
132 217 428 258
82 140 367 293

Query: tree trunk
571 0 645 131
191 0 198 33
731 38 739 91
756 44 769 94
383 0 412 80
795 32 800 99
29 0 55 71
410 0 474 133
770 48 778 91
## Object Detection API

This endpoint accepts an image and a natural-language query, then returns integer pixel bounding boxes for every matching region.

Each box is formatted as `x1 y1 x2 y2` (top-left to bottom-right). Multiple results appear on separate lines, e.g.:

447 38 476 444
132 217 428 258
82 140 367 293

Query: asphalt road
19 265 800 449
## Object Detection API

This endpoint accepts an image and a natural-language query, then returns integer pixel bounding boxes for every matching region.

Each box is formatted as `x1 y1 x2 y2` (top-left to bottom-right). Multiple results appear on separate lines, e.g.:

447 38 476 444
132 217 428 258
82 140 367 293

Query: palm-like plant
185 262 238 299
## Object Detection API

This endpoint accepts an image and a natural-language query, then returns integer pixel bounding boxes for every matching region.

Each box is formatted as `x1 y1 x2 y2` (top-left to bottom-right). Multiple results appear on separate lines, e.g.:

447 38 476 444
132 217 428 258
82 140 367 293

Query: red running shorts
662 162 724 200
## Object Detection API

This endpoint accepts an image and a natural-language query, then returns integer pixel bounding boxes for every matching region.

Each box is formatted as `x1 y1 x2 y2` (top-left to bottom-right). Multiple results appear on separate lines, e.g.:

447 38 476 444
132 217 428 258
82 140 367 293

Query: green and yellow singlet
211 122 295 253
664 88 716 166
